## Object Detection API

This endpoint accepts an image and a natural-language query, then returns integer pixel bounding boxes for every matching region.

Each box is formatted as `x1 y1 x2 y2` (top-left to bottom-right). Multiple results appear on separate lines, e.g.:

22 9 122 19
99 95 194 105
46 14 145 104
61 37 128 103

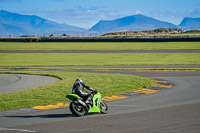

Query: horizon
0 9 199 30
0 0 199 29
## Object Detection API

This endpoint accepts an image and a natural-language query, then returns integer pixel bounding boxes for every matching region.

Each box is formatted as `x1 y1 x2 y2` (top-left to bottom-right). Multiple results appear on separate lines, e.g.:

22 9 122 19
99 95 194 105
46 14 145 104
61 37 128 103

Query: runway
0 71 200 133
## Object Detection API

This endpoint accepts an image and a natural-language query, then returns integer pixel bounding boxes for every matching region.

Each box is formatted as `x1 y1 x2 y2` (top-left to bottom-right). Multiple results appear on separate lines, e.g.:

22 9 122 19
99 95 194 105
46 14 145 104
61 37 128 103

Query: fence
0 37 200 42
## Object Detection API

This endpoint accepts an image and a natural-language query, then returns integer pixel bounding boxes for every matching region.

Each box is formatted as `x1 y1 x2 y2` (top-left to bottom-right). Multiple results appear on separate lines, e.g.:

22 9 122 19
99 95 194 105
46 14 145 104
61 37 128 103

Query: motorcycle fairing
88 92 101 113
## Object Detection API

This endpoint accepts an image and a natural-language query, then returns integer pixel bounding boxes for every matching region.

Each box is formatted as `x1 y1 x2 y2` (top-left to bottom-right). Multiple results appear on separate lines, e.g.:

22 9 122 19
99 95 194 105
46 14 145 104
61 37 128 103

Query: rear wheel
69 102 85 117
100 101 108 114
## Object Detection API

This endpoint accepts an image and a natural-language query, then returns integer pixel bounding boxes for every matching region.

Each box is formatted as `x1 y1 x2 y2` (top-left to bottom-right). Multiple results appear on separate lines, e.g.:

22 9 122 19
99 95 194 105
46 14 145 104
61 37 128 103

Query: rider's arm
81 82 95 91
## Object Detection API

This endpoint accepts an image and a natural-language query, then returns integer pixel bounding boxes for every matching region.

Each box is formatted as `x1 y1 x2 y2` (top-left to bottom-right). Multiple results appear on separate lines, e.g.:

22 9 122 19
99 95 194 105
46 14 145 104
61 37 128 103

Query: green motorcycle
66 91 108 117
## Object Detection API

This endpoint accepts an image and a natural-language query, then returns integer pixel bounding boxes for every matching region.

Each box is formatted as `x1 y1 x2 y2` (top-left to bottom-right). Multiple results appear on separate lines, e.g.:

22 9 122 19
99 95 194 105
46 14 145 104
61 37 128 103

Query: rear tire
70 102 85 117
100 101 108 114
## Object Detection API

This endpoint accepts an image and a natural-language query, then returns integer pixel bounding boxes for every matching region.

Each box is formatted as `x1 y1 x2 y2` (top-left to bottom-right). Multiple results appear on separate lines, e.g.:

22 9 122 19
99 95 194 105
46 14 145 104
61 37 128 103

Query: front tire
70 102 85 117
100 101 108 114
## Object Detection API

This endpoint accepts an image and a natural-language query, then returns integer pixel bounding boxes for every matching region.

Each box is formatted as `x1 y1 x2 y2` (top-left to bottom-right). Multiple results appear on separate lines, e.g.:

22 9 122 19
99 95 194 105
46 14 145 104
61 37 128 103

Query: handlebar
92 89 98 94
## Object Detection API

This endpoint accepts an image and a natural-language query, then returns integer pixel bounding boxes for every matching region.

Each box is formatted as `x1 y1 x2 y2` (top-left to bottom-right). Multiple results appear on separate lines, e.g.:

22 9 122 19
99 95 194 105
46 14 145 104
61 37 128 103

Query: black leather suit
72 80 95 102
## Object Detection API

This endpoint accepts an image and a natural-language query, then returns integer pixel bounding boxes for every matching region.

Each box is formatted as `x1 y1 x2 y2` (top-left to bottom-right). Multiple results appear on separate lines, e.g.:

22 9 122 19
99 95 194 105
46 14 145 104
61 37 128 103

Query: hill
0 10 85 37
179 17 200 30
1 10 200 37
101 28 184 37
89 14 178 33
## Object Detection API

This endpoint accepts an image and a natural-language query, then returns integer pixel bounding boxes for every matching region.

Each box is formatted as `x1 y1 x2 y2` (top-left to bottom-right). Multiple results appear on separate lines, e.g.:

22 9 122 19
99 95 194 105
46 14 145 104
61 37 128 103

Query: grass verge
0 42 200 51
89 68 200 71
1 67 200 72
0 71 155 111
0 53 200 66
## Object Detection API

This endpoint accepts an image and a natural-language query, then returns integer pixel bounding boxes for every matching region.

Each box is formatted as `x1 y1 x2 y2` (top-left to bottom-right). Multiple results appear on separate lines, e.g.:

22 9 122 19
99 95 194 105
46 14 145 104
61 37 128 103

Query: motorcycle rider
72 79 96 107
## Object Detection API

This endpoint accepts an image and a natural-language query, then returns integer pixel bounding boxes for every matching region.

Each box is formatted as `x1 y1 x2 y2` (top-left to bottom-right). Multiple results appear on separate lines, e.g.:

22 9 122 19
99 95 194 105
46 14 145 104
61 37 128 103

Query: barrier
0 37 200 42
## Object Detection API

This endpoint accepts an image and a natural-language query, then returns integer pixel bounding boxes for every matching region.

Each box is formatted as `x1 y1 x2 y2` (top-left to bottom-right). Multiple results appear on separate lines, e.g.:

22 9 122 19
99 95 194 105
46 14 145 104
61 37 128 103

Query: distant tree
49 34 54 37
62 34 70 37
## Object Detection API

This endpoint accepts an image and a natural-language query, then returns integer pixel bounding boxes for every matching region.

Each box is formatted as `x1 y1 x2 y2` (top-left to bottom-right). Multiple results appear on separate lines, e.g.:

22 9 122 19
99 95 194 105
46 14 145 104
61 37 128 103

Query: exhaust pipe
77 98 87 107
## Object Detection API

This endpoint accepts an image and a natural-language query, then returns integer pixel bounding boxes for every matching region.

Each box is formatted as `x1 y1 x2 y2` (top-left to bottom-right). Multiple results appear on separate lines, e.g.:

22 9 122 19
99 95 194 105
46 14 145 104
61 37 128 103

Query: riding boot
85 94 93 104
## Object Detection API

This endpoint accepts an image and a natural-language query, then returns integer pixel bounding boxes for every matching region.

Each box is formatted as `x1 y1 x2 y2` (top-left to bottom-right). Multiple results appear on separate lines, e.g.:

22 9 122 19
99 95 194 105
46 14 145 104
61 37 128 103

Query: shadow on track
5 113 73 118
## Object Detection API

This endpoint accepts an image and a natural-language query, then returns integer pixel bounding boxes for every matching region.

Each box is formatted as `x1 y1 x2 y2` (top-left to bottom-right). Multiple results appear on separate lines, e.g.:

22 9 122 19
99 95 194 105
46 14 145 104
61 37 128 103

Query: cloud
17 6 200 29
148 8 200 25
135 10 143 15
16 7 129 28
15 7 147 28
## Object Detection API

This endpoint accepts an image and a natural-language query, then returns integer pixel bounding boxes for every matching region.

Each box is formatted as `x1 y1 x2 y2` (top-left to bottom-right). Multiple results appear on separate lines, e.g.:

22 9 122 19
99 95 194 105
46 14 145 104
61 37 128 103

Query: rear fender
66 94 79 100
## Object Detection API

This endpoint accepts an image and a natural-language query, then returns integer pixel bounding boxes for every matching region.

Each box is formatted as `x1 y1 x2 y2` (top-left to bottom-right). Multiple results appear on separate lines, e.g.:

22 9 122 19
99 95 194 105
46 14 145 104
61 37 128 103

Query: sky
0 0 200 29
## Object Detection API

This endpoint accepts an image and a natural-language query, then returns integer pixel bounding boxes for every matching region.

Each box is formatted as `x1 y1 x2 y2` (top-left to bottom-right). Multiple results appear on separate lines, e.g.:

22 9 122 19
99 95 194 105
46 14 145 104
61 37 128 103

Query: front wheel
100 101 108 114
69 102 85 117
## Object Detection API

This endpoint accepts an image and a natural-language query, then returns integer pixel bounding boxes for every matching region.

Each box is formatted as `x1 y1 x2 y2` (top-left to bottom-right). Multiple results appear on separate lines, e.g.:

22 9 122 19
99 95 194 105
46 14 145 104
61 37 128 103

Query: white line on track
192 82 200 83
0 128 36 133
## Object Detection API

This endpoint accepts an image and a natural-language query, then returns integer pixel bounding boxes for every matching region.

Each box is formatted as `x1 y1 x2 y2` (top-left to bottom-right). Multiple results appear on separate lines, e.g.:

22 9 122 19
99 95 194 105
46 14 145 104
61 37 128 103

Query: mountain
0 10 85 37
179 17 200 30
89 14 178 33
1 10 199 37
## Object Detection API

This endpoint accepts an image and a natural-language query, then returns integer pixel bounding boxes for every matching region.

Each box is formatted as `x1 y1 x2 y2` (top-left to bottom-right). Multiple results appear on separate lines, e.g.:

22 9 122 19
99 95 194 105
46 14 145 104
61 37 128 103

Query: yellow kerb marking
33 103 69 110
102 95 129 101
154 84 173 88
134 89 159 94
156 81 171 83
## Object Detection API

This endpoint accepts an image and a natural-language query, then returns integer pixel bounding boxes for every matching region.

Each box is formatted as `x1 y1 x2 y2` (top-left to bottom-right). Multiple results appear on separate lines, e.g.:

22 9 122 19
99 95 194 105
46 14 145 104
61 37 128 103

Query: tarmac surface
0 74 60 94
0 71 200 133
0 48 199 132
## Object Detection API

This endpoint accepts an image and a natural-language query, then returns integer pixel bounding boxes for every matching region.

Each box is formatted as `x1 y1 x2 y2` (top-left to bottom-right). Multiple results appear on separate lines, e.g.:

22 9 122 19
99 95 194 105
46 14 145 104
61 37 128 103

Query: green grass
0 53 199 67
183 31 200 34
0 42 200 51
74 68 200 71
0 41 199 111
0 71 155 111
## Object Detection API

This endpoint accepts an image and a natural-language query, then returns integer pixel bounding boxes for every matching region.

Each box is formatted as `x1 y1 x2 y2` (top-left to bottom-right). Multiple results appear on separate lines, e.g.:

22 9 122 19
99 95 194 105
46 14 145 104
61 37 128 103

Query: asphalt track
0 70 200 133
0 46 200 132
0 74 60 94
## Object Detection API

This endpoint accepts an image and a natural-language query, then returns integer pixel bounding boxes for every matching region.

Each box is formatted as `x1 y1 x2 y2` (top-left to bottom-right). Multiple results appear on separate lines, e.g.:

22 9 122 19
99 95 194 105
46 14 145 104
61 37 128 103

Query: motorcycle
66 91 108 117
